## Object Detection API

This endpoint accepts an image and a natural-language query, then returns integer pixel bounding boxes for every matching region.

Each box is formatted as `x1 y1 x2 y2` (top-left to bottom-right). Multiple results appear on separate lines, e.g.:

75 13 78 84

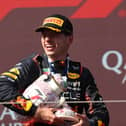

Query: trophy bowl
23 74 64 107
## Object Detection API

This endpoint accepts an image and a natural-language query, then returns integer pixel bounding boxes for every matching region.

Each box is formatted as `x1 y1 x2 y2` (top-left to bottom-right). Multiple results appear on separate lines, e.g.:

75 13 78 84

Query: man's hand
34 105 65 125
72 113 90 126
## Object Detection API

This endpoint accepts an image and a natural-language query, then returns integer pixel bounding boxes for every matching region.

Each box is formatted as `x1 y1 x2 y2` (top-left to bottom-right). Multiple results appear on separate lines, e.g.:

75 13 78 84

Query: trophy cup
23 74 78 125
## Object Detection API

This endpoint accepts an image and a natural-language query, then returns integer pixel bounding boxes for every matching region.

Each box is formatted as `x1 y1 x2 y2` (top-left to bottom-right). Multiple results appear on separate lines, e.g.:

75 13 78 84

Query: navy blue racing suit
0 53 109 126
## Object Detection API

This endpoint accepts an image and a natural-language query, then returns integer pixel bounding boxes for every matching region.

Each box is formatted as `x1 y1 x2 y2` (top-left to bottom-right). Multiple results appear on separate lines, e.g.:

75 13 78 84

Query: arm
81 68 109 126
0 54 41 116
0 54 67 126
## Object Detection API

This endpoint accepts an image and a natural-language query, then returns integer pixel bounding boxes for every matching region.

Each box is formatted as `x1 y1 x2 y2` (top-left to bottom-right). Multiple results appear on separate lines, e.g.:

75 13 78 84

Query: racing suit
0 53 109 126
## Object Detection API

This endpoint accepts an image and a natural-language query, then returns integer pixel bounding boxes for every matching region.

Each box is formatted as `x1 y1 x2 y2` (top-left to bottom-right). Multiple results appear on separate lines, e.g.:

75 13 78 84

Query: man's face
41 29 73 60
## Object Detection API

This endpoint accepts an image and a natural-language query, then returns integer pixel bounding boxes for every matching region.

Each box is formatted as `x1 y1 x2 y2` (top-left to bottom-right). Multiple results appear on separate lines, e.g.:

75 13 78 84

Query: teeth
46 45 50 47
46 45 54 48
45 45 55 50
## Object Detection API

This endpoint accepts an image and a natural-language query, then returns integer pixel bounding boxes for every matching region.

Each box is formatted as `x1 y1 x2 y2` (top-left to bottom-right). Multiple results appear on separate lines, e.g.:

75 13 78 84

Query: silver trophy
23 74 78 124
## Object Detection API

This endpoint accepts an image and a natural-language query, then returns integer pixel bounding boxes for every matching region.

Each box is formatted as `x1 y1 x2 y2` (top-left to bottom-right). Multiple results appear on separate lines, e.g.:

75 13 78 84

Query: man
0 14 109 126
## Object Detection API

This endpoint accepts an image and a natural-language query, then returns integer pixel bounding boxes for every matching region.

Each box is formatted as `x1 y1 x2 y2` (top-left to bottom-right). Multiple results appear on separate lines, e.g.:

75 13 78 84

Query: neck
47 54 68 62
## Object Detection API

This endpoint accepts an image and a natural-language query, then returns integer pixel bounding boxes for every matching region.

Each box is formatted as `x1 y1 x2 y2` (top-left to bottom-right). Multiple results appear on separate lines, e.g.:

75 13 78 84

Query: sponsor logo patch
68 72 80 79
16 96 32 111
1 72 18 80
98 120 105 126
9 68 20 75
43 17 64 27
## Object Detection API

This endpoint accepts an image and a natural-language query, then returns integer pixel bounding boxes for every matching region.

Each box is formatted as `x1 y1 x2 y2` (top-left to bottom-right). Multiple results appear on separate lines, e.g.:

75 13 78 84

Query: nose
44 34 55 44
42 30 55 43
44 35 52 42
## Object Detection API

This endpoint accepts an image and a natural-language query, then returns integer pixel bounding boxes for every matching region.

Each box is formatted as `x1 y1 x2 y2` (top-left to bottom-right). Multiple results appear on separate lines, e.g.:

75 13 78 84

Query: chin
46 52 56 57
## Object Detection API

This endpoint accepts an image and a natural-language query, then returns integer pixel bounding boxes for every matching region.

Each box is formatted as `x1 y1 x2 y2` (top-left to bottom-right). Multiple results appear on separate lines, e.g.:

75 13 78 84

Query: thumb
50 107 58 113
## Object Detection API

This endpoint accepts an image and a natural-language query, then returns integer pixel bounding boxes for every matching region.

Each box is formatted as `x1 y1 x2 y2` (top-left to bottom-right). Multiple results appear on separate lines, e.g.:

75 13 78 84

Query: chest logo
68 72 80 79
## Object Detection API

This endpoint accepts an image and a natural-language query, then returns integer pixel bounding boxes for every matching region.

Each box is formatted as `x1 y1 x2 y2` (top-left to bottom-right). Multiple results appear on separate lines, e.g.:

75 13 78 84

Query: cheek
41 38 44 46
59 43 69 51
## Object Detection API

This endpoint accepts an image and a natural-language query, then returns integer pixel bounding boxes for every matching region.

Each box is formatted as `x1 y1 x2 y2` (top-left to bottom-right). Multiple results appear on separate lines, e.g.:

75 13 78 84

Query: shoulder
69 60 82 74
69 60 90 74
19 53 43 66
70 59 94 79
14 53 43 75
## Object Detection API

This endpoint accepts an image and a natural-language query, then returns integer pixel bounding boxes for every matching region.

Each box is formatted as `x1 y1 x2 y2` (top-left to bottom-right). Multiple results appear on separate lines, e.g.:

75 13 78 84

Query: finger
50 107 58 113
72 119 83 126
75 113 85 118
71 113 86 126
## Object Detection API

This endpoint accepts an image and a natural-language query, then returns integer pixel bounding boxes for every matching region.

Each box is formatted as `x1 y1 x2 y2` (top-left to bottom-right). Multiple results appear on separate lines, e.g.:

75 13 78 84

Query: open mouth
45 44 56 51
